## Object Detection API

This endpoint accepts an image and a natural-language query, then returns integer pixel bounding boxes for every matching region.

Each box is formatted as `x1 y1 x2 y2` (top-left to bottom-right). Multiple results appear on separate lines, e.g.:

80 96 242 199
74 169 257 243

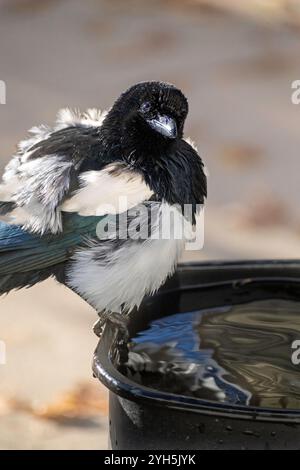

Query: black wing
0 109 153 234
0 111 108 234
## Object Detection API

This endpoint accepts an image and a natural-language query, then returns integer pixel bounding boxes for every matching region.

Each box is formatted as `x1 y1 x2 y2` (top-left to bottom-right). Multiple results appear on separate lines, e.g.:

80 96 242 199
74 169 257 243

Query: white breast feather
60 164 153 216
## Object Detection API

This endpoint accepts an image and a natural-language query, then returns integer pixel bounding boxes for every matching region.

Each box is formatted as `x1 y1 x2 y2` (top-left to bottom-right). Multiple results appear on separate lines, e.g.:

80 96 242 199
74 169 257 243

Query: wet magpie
0 81 207 334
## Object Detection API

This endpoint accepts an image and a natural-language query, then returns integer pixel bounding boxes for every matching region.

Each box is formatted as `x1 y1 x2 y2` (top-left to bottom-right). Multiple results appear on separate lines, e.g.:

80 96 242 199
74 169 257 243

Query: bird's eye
140 101 151 114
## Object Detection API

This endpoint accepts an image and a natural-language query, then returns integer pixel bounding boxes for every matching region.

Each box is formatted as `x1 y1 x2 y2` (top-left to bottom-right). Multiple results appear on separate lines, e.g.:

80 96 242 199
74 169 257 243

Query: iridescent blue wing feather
0 213 105 293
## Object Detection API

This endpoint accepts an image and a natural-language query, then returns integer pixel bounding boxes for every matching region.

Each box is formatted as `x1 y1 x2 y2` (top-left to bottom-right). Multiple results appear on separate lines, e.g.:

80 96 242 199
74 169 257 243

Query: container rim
93 259 300 423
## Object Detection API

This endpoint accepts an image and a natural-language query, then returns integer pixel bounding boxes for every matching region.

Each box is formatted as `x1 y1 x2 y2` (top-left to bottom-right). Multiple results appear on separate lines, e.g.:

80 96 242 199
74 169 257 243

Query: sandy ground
0 0 300 449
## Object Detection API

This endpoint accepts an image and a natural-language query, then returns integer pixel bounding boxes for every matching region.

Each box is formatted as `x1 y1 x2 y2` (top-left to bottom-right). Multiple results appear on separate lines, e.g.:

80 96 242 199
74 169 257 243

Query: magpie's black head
102 81 189 158
99 81 206 212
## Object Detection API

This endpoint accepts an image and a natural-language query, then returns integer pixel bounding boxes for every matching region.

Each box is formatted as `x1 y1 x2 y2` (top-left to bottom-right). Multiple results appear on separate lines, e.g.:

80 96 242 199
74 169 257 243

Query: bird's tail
0 268 55 296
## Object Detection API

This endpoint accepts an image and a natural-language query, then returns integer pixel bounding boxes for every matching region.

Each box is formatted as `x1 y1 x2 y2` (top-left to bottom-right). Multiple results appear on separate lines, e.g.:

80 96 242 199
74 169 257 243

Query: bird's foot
93 311 129 341
93 316 106 338
93 311 129 365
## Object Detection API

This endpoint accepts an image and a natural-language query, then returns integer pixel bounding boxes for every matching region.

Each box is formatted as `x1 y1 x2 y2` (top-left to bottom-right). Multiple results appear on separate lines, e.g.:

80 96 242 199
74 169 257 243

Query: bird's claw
93 311 129 341
93 317 106 338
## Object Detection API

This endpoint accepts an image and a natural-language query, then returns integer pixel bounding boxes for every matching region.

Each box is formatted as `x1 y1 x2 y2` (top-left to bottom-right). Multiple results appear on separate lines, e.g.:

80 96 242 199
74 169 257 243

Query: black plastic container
93 260 300 450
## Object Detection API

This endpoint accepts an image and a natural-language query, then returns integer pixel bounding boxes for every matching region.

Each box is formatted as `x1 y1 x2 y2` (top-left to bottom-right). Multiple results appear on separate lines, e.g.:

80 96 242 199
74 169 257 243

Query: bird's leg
109 311 130 340
93 310 129 341
93 311 129 365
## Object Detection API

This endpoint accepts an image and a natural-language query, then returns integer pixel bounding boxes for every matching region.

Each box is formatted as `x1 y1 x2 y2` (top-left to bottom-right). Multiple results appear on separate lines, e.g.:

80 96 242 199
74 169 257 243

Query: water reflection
125 300 300 409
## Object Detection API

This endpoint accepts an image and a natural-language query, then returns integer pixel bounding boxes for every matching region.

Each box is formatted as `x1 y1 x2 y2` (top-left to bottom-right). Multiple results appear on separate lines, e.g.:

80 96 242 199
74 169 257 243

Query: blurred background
0 0 300 449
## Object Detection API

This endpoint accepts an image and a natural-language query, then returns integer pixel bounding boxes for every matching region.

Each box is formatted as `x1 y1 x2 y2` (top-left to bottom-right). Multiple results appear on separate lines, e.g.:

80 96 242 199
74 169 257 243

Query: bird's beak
147 114 177 139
